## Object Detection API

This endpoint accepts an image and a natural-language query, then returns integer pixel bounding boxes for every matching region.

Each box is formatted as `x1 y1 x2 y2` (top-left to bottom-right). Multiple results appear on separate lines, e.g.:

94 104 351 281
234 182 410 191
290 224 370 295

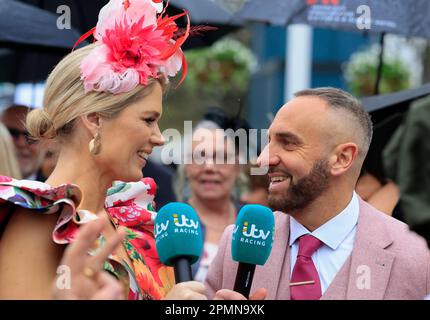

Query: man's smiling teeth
270 176 288 183
270 176 291 183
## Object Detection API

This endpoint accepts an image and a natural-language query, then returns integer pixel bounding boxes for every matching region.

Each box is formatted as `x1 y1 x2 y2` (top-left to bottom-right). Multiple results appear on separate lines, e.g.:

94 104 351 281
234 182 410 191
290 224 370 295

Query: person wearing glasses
1 104 46 181
174 110 246 283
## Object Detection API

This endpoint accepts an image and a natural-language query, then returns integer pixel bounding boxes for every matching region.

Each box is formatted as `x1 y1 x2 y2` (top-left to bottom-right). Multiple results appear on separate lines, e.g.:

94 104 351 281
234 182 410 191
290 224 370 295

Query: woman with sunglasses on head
175 109 248 283
0 0 206 300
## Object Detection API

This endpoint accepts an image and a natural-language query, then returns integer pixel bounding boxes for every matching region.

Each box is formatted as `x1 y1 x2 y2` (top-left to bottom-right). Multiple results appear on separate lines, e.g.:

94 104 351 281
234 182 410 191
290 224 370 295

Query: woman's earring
89 133 101 155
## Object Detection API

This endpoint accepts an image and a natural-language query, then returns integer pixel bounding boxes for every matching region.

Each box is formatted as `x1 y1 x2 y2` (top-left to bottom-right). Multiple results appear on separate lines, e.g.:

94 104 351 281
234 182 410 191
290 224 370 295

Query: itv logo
173 214 199 229
241 221 271 240
155 220 169 237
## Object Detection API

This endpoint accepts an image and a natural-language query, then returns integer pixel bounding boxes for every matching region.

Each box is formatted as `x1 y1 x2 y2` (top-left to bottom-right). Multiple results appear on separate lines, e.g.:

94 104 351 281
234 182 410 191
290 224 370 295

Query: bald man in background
1 105 46 180
205 87 430 300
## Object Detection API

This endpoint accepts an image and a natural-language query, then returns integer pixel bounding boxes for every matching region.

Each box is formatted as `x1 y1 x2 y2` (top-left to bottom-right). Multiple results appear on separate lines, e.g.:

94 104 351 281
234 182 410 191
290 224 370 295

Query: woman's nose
203 160 217 171
151 126 165 146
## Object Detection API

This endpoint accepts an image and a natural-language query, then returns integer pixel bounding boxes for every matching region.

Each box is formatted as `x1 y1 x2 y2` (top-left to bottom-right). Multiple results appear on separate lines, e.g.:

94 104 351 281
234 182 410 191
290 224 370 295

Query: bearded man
204 87 430 300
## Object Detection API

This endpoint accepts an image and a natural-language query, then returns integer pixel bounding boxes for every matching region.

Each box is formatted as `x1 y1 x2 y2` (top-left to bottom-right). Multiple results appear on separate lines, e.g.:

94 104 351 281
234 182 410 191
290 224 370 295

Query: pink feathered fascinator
73 0 190 94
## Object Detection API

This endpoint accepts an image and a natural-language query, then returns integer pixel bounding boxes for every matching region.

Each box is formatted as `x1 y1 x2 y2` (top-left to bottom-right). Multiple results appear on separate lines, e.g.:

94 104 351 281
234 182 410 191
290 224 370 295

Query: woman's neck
46 148 112 214
188 196 236 227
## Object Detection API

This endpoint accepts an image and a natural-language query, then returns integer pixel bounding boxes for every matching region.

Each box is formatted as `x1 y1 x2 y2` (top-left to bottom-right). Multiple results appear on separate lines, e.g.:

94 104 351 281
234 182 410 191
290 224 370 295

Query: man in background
1 104 46 181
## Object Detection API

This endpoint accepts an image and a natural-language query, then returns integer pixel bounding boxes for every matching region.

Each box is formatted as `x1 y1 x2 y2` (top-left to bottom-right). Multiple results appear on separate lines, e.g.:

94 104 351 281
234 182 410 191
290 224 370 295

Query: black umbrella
236 0 430 37
0 0 82 51
362 82 430 122
0 0 86 84
170 0 239 25
167 0 240 50
19 0 240 31
361 83 430 180
234 0 430 94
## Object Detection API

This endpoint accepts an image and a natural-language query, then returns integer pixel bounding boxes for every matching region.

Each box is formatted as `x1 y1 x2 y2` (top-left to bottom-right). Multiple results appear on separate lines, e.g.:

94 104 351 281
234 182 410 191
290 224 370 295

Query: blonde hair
26 43 166 141
0 123 22 179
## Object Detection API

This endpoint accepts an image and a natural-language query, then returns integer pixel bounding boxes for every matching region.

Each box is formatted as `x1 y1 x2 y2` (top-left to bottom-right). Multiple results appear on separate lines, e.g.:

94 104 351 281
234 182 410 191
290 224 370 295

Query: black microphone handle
233 262 256 298
173 256 193 283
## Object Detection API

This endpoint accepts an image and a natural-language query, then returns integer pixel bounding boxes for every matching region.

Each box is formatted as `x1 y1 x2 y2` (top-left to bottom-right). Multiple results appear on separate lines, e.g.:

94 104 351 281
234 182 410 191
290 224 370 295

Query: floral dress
0 175 174 300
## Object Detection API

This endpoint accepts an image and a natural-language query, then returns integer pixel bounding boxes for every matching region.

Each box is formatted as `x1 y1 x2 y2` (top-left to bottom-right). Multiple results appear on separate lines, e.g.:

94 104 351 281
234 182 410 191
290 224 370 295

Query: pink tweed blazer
205 198 430 300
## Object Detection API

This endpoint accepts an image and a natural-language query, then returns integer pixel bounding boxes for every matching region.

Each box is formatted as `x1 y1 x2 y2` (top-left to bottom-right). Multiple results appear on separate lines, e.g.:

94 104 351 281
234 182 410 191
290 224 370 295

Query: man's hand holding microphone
214 204 274 300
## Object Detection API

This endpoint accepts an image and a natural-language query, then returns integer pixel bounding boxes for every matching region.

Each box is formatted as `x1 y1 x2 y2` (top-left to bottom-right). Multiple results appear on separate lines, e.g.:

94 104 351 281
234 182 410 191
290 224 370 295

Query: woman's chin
116 171 143 183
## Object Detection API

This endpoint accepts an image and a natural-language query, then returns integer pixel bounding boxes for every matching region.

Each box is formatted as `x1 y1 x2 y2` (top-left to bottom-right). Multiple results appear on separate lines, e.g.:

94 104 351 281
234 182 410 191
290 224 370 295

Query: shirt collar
289 192 359 250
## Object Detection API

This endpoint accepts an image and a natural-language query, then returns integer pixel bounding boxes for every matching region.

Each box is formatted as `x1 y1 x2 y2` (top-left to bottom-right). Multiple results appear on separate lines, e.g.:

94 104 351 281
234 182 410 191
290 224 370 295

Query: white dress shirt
289 192 359 294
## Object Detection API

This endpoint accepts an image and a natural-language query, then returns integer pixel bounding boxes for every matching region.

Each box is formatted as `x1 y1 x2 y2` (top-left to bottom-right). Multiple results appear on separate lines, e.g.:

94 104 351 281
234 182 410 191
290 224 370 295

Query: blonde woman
0 123 21 179
0 0 205 300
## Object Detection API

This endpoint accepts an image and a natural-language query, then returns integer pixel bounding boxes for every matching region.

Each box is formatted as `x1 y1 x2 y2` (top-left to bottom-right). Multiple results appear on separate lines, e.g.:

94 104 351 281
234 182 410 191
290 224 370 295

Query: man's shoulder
359 199 429 255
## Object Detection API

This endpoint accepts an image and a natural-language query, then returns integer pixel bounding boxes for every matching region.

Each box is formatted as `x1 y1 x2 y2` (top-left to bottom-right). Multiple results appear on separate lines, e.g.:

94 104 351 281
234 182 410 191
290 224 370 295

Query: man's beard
268 159 330 213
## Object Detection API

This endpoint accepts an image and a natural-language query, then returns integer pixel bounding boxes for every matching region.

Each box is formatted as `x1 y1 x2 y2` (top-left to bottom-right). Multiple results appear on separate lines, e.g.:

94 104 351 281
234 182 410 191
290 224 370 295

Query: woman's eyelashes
143 117 156 125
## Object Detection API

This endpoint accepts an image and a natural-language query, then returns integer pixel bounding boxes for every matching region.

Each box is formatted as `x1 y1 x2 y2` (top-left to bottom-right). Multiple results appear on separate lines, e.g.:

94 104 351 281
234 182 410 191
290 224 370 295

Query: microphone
155 202 203 283
231 204 275 298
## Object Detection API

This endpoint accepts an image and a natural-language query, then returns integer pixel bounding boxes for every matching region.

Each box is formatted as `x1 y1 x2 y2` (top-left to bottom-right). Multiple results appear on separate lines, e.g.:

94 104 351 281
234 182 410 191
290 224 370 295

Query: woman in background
175 117 244 282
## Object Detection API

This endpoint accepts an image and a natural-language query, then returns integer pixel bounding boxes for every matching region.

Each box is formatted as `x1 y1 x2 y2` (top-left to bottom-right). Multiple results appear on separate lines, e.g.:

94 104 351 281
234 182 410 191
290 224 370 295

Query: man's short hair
294 87 373 156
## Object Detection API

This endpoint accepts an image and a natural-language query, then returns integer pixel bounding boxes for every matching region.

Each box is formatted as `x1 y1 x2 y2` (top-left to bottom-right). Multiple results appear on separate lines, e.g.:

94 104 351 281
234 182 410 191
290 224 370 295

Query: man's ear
328 142 358 176
80 113 103 137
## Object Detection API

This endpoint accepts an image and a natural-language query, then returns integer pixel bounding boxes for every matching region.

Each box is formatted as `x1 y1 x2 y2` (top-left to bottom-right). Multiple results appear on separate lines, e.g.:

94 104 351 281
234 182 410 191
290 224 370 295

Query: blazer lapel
346 199 395 300
322 198 395 300
276 214 291 299
252 212 291 299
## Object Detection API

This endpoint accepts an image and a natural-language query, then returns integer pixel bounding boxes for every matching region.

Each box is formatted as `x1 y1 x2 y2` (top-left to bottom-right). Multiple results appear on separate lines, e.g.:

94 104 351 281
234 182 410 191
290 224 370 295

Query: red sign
307 0 340 5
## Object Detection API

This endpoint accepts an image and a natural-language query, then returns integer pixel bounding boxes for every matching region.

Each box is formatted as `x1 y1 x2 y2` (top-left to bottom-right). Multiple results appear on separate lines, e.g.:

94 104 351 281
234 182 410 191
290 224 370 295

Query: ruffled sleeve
0 175 174 300
0 175 96 244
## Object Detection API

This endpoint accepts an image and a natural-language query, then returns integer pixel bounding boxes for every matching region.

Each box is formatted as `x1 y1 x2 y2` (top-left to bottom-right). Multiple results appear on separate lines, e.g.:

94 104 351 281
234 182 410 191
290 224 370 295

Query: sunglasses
7 127 37 145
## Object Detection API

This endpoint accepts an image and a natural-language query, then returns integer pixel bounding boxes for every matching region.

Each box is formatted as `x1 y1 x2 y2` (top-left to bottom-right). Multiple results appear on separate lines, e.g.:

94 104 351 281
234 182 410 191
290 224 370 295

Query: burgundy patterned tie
290 234 323 300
